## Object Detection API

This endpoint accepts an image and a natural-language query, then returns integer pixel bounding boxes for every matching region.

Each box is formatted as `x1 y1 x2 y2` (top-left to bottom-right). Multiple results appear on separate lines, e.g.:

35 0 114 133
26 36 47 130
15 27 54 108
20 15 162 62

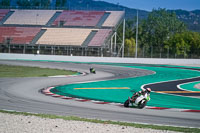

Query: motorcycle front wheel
138 100 147 109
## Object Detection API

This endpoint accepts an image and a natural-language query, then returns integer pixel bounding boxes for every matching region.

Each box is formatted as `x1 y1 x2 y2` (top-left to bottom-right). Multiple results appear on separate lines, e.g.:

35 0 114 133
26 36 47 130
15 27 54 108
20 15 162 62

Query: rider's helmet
146 88 151 93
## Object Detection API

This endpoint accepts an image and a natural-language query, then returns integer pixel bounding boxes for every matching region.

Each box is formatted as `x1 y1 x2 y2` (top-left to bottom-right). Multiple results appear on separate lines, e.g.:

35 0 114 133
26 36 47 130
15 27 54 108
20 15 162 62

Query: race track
0 60 200 128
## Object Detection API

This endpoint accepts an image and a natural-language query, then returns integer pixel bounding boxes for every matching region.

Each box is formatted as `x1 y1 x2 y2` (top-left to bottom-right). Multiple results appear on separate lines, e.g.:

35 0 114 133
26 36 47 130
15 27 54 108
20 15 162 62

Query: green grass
0 64 77 77
0 110 200 133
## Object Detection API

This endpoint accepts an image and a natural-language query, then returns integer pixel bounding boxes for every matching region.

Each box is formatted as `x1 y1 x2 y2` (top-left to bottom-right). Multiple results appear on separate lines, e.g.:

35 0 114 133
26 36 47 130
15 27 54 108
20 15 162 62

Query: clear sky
97 0 200 11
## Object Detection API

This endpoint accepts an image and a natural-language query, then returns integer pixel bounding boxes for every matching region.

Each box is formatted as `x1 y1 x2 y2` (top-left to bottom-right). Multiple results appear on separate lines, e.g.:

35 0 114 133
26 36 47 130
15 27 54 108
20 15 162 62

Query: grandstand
0 27 41 44
4 9 57 25
52 10 105 27
88 29 112 47
36 28 92 46
0 9 124 56
0 9 10 21
102 11 125 27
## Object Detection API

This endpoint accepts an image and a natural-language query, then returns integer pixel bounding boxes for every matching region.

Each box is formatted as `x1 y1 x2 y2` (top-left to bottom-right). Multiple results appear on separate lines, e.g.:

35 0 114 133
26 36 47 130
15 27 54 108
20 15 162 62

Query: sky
97 0 200 11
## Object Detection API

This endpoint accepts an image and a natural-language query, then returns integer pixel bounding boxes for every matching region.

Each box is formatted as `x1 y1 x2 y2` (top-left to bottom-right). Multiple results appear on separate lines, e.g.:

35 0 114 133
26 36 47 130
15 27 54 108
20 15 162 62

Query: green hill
1 0 200 32
66 0 200 32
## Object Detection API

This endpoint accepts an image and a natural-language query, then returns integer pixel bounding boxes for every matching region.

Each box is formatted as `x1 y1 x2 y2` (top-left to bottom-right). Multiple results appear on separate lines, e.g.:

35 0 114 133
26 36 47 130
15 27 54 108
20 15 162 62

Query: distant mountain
67 0 200 32
67 0 149 19
2 0 200 32
172 9 200 32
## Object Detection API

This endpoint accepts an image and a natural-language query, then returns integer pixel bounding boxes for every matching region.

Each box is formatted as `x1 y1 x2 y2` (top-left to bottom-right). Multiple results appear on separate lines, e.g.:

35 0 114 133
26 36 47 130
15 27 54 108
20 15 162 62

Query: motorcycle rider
130 88 151 102
90 67 96 74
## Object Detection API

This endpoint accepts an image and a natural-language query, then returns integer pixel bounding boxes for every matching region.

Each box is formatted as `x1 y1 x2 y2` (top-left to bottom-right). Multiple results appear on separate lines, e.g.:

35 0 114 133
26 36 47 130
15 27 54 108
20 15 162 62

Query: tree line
0 0 67 8
119 8 200 58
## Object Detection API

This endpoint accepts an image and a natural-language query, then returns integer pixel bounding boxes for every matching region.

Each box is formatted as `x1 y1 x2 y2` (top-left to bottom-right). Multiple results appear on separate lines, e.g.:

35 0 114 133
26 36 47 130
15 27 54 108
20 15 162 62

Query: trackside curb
41 87 200 113
48 72 87 78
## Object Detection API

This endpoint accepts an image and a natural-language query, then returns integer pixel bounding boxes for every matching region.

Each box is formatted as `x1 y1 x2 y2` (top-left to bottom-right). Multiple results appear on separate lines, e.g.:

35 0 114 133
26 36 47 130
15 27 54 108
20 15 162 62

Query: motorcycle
90 67 96 74
124 93 150 109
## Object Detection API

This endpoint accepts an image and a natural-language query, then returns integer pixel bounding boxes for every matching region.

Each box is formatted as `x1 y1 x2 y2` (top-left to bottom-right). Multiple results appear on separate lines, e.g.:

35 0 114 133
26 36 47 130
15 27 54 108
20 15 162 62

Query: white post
122 19 125 58
111 34 113 54
114 32 117 54
23 44 25 54
8 45 10 53
135 10 138 58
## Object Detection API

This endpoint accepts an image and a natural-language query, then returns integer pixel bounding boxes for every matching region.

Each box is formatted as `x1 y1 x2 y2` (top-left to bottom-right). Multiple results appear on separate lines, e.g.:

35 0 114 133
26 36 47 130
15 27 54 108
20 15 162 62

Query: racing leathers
131 89 150 102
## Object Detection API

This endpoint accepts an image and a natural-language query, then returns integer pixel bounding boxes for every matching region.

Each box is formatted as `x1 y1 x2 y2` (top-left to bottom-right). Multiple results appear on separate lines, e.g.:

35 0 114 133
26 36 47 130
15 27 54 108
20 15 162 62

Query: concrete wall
0 53 200 65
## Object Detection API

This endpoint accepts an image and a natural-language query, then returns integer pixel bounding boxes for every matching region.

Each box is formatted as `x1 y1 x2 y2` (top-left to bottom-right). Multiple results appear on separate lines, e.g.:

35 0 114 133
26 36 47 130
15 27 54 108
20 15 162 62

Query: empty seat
102 11 124 27
52 10 105 27
88 29 112 47
36 28 92 46
0 9 10 21
4 9 56 25
0 27 41 44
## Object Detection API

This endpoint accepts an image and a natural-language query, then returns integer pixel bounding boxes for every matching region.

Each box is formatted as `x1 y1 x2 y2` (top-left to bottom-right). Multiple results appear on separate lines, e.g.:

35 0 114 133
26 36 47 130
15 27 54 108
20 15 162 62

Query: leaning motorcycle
90 68 96 74
124 93 150 109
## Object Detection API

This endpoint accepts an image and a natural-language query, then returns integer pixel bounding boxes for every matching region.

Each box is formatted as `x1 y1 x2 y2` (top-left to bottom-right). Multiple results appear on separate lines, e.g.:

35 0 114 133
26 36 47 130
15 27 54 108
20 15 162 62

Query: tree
186 32 200 58
164 31 200 58
40 0 50 8
32 0 40 7
56 0 66 7
140 8 186 57
0 0 10 7
17 0 31 7
116 19 136 57
125 37 136 57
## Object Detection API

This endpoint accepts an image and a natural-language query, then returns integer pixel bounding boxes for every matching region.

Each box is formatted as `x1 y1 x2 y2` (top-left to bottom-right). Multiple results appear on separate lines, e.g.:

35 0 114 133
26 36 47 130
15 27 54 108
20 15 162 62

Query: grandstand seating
0 9 124 52
0 27 41 44
4 10 56 25
88 29 112 47
52 10 105 27
102 11 124 27
36 28 92 46
0 9 10 22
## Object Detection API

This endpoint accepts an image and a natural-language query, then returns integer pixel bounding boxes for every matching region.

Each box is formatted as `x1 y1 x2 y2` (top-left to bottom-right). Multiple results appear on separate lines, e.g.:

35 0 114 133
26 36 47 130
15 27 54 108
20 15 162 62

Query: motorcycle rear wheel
124 99 130 107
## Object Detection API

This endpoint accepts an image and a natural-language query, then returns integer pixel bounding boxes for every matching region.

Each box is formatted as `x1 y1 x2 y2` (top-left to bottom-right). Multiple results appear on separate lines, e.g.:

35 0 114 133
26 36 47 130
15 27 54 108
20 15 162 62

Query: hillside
67 0 149 19
173 9 200 32
67 0 200 32
1 0 200 32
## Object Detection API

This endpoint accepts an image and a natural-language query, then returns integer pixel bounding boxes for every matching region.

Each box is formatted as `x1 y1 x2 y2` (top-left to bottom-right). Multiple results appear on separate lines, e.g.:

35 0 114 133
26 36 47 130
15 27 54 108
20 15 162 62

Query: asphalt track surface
127 64 200 97
0 60 200 128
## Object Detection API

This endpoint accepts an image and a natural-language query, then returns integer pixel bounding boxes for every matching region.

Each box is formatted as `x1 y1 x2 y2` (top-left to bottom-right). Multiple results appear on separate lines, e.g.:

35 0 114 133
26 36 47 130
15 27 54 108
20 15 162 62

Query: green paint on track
180 81 200 92
51 63 200 110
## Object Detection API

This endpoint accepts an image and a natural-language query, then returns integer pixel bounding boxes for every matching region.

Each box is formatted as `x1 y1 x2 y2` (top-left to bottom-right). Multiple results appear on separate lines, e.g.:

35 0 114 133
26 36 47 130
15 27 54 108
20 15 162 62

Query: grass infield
0 64 77 77
0 110 199 133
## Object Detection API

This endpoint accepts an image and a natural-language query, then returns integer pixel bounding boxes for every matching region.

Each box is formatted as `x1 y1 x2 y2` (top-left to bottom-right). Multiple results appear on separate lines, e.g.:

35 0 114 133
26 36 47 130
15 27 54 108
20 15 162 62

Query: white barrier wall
0 53 200 65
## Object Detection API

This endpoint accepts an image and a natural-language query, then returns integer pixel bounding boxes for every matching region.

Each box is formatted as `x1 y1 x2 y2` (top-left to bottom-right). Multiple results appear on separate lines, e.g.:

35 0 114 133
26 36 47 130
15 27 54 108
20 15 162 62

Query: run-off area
51 64 200 110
